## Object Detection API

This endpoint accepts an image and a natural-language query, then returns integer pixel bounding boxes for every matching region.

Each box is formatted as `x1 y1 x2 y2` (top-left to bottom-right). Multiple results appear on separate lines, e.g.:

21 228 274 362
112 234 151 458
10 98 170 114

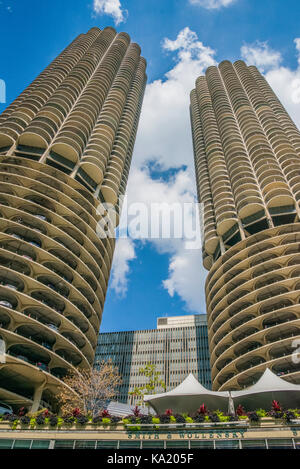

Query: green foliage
214 410 230 422
128 363 166 406
102 418 111 425
57 417 63 427
288 409 300 418
122 418 130 425
185 417 194 423
152 417 160 424
30 417 36 428
255 408 267 418
238 415 248 420
170 415 176 423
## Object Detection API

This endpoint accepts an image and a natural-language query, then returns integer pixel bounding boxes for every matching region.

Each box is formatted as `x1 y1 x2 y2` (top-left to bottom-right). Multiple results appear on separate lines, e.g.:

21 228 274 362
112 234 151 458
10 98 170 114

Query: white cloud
111 32 300 316
163 246 206 313
241 40 282 72
134 27 216 170
110 238 136 296
109 28 215 310
111 164 206 312
93 0 127 25
241 38 300 129
189 0 236 10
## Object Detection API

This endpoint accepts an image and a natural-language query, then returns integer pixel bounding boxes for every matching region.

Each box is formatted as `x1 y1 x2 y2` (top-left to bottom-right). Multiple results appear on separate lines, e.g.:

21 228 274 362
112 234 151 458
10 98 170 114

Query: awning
144 370 300 414
144 374 229 413
231 368 300 409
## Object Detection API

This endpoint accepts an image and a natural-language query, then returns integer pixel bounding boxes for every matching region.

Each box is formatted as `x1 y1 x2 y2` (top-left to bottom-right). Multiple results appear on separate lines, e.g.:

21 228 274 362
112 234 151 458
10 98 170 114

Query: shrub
152 417 160 424
284 411 296 422
255 409 267 418
102 417 111 425
209 413 220 423
92 415 102 424
49 415 58 427
214 410 230 422
6 414 19 423
126 416 139 424
158 414 170 424
173 414 185 423
63 414 75 424
76 414 89 425
140 415 153 424
268 410 284 419
193 414 205 423
110 416 121 425
20 415 30 425
248 412 259 422
36 414 45 425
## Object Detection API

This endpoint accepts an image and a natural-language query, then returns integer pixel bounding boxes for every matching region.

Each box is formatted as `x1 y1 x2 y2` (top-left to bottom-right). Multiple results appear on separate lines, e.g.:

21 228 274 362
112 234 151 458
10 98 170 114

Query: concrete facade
190 60 300 390
0 27 147 410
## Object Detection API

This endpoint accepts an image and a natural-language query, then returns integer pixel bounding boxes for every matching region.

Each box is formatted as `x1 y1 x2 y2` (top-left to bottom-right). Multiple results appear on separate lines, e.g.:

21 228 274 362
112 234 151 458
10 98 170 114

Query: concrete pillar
30 382 46 413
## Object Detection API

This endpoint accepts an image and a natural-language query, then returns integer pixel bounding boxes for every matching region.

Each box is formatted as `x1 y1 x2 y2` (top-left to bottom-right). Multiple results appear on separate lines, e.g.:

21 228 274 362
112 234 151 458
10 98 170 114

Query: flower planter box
260 417 283 427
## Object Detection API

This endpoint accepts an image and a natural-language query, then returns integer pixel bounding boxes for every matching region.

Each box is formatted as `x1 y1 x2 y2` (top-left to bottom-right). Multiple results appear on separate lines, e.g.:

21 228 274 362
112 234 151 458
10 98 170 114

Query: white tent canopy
144 373 230 414
144 370 300 414
231 368 300 409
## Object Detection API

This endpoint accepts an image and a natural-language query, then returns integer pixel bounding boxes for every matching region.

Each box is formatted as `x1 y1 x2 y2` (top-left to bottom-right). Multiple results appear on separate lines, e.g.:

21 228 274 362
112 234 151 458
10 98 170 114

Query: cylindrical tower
190 60 300 391
0 27 147 411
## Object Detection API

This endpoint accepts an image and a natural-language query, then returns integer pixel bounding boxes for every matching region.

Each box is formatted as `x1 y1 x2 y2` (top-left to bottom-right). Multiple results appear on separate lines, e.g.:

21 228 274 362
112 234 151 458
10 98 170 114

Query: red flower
133 406 141 417
236 404 245 416
165 409 173 416
72 407 81 417
198 404 207 415
272 400 282 412
18 407 26 417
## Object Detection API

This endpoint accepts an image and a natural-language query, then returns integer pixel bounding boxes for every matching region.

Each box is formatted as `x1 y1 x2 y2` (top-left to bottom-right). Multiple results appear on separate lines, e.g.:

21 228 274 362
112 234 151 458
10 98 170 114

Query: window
215 440 240 449
0 439 13 449
166 441 189 449
31 440 51 449
267 439 294 449
142 441 164 449
241 440 266 449
13 440 32 449
119 441 141 449
190 441 214 449
74 440 97 449
54 440 75 449
96 440 118 449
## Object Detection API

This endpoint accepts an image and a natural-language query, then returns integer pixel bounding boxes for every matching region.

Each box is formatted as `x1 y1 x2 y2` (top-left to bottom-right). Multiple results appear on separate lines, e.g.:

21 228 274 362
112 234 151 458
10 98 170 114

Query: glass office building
95 315 211 404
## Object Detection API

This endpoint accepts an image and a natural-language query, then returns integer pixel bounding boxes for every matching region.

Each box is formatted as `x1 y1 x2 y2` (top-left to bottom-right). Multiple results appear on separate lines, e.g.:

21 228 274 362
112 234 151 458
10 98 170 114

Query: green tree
129 363 166 409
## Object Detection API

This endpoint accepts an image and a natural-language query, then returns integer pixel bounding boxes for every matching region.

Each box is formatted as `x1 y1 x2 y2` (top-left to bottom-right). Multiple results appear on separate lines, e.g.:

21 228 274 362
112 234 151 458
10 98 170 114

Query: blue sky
1 0 300 332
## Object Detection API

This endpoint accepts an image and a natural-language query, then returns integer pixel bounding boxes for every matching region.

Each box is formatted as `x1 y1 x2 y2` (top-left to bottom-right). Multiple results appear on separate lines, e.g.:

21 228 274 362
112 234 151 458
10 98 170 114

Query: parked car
0 402 13 415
